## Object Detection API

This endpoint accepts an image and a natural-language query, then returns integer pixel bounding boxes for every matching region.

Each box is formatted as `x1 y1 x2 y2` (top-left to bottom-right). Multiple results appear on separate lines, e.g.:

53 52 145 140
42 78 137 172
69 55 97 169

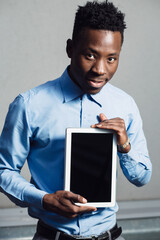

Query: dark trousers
32 220 125 240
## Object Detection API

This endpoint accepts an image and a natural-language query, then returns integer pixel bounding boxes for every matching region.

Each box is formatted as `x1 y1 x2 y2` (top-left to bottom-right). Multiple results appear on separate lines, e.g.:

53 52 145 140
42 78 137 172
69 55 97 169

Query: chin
87 89 101 95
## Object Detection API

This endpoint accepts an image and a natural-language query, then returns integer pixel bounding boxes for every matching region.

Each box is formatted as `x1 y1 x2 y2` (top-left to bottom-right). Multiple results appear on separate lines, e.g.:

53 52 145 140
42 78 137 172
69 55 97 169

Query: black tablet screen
70 133 113 202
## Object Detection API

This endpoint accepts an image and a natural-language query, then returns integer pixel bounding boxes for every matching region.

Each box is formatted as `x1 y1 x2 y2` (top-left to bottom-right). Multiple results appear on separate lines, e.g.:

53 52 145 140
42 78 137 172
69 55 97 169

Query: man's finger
65 191 87 204
78 205 97 214
66 192 97 211
99 113 108 121
91 113 108 128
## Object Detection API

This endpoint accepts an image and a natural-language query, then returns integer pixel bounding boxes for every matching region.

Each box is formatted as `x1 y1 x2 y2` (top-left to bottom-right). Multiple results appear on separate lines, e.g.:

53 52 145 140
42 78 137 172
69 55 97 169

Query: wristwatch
117 137 130 152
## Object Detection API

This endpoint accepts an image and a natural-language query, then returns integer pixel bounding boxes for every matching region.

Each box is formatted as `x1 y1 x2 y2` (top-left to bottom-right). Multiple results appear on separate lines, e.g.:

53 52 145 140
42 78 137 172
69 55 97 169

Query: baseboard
117 199 160 219
0 199 160 227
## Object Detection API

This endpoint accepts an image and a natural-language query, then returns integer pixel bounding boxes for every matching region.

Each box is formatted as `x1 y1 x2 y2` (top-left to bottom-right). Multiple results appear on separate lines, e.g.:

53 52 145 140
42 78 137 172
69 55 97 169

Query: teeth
90 80 102 83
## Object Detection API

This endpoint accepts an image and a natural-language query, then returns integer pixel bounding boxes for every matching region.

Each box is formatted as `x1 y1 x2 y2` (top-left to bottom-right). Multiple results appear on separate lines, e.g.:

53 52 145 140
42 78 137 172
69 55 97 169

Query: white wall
0 0 160 207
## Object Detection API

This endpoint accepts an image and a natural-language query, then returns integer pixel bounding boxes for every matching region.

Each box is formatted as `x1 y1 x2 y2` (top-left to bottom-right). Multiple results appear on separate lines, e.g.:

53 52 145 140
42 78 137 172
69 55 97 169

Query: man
0 1 152 240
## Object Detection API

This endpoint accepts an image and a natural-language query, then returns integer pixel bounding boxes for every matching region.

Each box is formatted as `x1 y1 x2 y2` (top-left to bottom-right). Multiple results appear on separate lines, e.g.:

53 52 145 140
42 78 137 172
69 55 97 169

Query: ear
66 39 73 58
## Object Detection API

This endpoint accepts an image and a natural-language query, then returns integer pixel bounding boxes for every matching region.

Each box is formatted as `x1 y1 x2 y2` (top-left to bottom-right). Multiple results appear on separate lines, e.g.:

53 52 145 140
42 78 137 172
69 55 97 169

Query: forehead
75 28 122 52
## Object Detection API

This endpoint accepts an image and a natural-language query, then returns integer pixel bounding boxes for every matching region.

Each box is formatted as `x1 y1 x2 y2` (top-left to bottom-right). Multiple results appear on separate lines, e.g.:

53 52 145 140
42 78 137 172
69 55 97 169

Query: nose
91 59 106 75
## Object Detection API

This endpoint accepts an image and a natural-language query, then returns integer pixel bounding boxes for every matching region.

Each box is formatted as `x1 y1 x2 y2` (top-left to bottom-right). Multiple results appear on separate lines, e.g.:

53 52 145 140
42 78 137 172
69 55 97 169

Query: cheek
76 58 92 75
81 60 92 73
108 62 119 78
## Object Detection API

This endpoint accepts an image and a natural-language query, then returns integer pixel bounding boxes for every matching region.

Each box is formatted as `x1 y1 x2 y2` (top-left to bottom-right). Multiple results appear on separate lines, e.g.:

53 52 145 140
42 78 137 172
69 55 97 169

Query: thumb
99 113 108 121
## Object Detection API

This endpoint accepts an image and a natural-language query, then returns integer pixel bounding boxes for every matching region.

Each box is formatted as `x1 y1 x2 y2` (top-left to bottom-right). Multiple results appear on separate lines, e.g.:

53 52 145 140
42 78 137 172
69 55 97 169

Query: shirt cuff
117 147 152 186
117 147 151 169
23 187 47 209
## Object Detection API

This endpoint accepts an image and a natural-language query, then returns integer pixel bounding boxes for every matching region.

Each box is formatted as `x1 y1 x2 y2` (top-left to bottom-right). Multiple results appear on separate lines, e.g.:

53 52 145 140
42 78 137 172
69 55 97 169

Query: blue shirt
0 68 152 237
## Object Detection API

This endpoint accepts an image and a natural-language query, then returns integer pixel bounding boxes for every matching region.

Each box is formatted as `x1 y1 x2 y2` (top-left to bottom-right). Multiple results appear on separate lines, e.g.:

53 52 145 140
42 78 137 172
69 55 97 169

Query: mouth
87 78 106 89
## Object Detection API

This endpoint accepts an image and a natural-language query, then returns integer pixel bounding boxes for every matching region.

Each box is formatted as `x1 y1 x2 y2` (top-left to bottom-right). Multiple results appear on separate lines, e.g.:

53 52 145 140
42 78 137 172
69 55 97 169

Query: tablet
64 128 117 208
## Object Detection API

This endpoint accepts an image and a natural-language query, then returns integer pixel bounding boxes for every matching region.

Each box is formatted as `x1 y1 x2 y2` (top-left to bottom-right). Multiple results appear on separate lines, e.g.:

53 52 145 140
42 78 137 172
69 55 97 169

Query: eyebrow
108 53 119 56
87 48 119 56
88 48 98 54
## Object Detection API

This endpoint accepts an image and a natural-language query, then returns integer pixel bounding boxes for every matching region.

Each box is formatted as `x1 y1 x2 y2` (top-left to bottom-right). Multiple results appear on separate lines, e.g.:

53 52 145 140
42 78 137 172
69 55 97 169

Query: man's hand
91 113 131 153
43 190 97 218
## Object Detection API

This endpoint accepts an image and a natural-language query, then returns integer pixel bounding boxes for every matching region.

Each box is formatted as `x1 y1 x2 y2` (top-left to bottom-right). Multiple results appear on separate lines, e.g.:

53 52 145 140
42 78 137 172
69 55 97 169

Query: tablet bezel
64 128 117 208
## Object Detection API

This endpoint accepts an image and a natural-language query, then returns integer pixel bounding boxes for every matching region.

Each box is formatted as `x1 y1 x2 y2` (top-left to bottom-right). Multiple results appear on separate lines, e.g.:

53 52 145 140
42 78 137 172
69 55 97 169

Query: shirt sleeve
118 97 152 187
0 95 47 208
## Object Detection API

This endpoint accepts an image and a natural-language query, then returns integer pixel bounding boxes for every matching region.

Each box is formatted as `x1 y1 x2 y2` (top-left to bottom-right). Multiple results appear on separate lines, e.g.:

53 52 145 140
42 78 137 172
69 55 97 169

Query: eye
86 53 95 60
108 57 116 63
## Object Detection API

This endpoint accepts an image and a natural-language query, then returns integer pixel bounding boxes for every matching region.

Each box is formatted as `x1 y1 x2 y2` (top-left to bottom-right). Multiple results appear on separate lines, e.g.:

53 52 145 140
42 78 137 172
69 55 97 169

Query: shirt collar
60 67 83 103
90 83 110 108
89 92 103 108
60 67 109 107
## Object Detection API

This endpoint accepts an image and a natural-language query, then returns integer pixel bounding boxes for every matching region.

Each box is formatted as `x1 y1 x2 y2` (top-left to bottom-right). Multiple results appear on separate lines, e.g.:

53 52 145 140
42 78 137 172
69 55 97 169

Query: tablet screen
64 128 117 207
71 132 113 202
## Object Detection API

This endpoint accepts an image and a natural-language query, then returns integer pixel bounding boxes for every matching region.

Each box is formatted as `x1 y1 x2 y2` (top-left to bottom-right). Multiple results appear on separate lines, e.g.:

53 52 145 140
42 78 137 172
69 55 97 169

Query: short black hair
72 0 126 45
